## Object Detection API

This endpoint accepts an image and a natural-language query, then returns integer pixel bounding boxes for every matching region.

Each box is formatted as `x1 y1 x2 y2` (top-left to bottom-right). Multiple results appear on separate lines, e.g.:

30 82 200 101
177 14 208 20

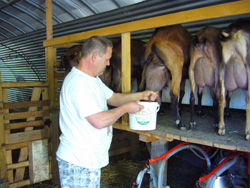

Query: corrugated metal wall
0 0 249 102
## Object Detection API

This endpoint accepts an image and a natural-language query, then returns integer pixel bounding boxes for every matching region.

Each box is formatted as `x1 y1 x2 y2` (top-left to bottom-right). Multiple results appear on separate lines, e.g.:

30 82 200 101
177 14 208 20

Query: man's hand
142 90 159 101
126 100 144 114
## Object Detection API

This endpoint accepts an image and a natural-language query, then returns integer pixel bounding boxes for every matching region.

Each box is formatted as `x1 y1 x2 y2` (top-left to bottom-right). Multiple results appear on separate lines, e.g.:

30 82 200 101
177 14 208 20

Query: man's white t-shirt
56 67 114 169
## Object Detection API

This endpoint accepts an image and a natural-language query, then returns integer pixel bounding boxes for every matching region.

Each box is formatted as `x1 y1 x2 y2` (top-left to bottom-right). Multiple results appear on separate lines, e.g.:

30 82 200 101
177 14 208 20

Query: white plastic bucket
129 101 160 130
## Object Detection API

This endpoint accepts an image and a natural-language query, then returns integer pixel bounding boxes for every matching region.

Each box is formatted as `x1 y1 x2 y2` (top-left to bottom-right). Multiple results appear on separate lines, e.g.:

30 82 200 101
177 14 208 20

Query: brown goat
189 26 222 129
60 45 82 77
219 19 250 140
139 25 192 130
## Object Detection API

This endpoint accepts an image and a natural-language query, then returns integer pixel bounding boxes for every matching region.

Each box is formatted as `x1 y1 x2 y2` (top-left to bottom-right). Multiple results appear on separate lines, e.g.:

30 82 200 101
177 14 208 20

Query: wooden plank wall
0 81 51 188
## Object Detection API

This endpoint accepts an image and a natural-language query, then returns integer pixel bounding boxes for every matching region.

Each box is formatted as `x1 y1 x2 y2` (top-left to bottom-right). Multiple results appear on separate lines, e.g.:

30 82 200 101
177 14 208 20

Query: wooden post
130 133 139 157
3 88 12 184
120 33 140 156
121 32 131 124
150 140 168 188
46 0 53 41
0 72 8 187
50 109 60 185
45 0 59 185
46 0 55 109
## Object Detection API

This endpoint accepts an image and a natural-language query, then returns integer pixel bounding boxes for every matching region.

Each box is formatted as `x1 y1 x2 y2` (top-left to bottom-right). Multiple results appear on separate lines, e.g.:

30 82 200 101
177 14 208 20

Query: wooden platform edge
113 123 250 153
113 123 173 142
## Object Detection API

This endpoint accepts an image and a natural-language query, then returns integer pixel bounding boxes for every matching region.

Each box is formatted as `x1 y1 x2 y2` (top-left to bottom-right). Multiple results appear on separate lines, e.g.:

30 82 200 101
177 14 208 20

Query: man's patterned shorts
57 157 101 188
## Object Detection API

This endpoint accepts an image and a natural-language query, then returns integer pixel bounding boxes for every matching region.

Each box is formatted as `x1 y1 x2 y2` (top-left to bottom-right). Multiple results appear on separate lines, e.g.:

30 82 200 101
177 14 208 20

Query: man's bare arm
85 101 143 129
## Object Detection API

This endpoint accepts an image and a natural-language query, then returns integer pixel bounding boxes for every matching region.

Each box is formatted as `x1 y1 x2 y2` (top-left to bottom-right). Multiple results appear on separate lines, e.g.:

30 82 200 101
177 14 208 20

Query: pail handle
144 104 160 115
154 105 160 114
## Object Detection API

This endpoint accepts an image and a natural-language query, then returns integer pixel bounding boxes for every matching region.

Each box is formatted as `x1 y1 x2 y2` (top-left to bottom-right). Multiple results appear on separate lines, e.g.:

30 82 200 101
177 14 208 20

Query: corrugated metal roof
0 0 146 83
0 0 145 40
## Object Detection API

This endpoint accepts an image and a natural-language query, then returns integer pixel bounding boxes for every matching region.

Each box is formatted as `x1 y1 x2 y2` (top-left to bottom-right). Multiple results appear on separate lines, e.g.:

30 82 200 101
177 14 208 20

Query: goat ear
222 32 229 37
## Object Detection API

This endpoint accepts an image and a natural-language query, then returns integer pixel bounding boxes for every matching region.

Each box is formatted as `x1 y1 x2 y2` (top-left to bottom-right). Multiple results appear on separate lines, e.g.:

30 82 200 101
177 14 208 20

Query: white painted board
29 139 49 184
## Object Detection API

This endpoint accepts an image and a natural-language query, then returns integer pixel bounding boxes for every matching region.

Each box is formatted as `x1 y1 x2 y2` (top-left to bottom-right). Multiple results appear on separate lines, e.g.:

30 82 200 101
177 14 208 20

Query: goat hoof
196 110 205 117
176 120 186 130
189 122 196 130
218 126 225 136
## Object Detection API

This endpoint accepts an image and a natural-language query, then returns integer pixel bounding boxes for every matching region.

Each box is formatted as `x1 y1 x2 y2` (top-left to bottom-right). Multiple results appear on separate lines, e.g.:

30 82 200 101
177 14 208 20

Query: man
56 36 158 188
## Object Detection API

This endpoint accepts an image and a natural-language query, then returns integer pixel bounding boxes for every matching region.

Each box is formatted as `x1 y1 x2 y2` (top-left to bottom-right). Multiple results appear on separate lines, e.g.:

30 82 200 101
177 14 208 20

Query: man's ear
91 52 98 62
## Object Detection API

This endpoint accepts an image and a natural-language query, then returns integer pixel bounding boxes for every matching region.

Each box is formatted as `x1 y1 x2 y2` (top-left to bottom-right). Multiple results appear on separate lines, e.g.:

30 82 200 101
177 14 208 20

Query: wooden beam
2 82 48 88
45 0 56 109
50 110 60 185
2 88 13 183
7 161 29 170
42 87 50 120
54 72 64 78
121 32 131 124
8 129 49 144
46 47 56 110
4 110 50 121
45 1 56 184
130 133 139 157
46 40 58 187
56 42 82 48
5 120 45 130
3 100 49 109
8 180 30 188
43 0 250 47
54 61 61 67
121 32 131 94
46 0 53 40
109 146 131 157
5 143 28 151
113 123 174 142
139 134 159 143
0 72 8 182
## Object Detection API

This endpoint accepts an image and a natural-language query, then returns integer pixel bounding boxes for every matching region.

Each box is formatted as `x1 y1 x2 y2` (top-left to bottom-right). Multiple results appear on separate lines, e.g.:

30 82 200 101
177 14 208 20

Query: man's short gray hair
81 36 113 58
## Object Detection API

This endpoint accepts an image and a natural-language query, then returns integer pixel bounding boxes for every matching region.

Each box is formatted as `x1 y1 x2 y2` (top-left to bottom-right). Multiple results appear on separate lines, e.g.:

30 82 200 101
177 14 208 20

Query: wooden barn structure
0 0 250 187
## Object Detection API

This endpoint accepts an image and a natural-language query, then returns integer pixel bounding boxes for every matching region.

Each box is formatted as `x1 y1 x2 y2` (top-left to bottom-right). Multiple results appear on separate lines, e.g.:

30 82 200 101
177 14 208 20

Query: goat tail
144 39 154 62
138 63 148 91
